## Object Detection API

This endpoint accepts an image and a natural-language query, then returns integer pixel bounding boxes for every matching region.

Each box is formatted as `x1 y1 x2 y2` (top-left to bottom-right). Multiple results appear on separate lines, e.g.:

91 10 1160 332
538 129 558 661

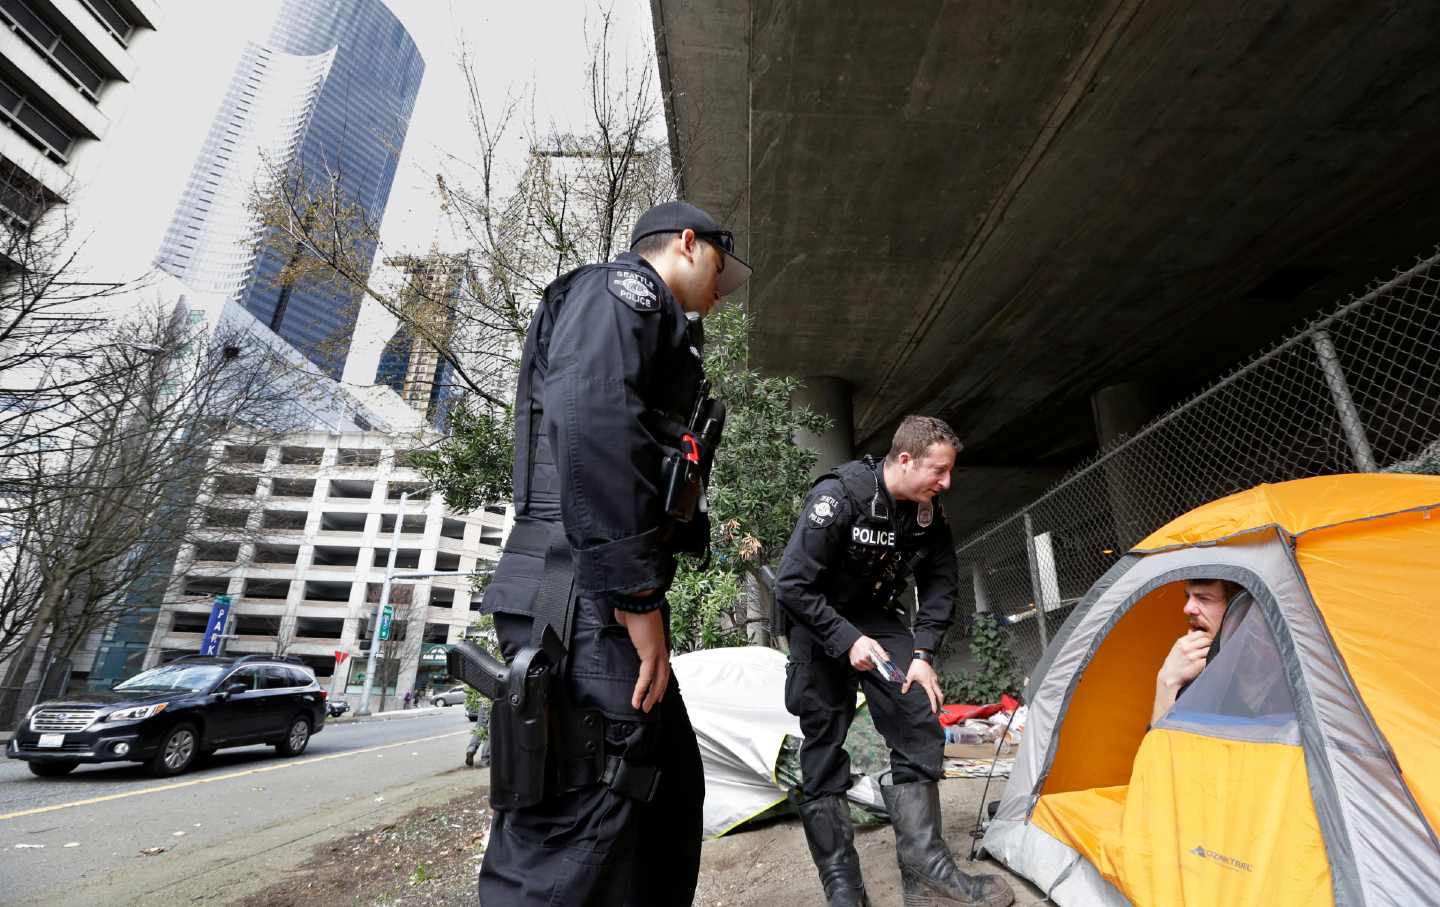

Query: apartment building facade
0 0 160 228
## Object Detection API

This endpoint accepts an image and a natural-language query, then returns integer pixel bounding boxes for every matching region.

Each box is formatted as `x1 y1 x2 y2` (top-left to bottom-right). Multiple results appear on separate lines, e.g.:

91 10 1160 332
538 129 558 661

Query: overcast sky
65 0 659 386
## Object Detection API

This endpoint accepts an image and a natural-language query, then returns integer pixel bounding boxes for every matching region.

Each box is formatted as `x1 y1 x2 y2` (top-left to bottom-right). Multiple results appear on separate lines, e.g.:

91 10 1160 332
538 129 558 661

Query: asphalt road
0 706 482 906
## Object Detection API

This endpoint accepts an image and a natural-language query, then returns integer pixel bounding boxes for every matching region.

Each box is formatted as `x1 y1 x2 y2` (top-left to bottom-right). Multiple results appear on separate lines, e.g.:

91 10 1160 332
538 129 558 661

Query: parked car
431 686 469 707
6 655 326 779
326 699 351 718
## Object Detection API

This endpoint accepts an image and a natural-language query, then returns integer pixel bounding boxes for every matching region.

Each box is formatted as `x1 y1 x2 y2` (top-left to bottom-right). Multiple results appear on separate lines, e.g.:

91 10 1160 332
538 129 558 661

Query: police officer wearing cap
776 416 1014 907
477 201 750 905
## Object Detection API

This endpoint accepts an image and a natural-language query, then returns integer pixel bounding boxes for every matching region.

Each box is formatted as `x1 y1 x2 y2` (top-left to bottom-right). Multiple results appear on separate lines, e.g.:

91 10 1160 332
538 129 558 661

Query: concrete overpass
651 1 1440 536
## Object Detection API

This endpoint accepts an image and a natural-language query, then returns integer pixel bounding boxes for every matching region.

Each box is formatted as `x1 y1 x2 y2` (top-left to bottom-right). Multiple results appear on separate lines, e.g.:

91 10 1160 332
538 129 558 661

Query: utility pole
356 490 413 716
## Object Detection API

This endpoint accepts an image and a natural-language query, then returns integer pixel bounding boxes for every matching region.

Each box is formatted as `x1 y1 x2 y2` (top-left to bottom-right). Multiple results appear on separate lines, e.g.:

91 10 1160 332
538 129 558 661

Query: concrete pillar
971 562 991 615
1090 383 1162 550
793 377 855 476
1090 383 1161 448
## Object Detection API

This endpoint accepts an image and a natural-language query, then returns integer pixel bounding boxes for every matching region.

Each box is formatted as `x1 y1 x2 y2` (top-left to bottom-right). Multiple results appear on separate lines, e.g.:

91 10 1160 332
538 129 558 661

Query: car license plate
37 734 64 748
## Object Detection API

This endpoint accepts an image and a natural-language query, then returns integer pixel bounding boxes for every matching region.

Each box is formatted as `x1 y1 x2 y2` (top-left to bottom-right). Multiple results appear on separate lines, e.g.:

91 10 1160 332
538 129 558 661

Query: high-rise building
375 252 464 432
156 0 423 379
0 0 161 231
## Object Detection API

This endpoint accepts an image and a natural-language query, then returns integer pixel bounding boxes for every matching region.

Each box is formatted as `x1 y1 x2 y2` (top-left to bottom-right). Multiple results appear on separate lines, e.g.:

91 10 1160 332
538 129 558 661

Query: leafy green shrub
939 613 1023 705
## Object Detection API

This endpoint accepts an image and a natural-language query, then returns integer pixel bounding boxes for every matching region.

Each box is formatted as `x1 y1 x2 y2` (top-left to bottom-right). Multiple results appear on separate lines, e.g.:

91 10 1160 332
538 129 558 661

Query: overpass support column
1091 383 1162 550
792 377 854 476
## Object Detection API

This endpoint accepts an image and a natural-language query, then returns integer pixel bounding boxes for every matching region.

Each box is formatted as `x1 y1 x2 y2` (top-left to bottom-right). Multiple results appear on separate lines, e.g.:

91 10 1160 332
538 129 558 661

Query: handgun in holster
658 385 727 559
449 629 666 811
447 633 607 811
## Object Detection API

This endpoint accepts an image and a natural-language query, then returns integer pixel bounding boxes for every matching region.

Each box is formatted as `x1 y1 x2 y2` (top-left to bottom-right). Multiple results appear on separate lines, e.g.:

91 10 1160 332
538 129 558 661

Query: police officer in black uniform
777 416 1013 907
477 201 750 905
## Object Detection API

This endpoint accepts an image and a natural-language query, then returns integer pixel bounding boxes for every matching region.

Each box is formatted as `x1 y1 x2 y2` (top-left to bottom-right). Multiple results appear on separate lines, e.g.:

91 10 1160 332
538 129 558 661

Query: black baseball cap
629 200 752 296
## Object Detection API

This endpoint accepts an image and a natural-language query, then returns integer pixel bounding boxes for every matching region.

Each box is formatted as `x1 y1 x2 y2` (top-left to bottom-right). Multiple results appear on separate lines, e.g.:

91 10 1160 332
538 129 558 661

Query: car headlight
106 703 169 722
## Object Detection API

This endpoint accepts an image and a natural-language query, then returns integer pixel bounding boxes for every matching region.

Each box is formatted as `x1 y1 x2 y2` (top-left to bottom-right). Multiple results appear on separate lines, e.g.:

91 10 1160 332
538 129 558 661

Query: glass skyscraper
373 252 462 432
156 0 424 379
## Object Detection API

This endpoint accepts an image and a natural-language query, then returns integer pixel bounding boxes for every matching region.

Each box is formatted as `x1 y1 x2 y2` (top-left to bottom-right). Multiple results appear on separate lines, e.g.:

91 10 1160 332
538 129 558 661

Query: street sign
378 604 394 641
199 594 232 656
334 650 349 667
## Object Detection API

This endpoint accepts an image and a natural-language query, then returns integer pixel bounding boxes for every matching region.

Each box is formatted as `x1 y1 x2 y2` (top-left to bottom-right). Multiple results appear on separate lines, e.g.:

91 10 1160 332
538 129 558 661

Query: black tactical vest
819 458 934 612
510 260 707 521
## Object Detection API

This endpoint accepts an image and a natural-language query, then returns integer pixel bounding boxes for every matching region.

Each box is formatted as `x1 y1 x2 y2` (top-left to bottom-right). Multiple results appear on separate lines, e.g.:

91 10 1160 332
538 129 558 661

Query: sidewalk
329 704 467 724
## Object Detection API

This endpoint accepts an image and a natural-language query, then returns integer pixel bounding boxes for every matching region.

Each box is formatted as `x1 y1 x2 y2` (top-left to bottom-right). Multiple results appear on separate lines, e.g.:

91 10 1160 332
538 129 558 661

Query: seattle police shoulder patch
808 493 841 528
608 270 660 312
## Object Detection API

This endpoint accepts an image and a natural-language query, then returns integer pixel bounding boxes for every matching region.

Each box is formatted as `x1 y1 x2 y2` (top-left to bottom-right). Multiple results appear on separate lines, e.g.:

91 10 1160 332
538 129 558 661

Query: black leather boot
797 794 871 907
881 781 1014 907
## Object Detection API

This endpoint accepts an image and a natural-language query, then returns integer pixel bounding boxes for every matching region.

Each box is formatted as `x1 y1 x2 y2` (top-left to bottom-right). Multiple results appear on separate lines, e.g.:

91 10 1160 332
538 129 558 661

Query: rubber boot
797 794 871 907
881 781 1014 907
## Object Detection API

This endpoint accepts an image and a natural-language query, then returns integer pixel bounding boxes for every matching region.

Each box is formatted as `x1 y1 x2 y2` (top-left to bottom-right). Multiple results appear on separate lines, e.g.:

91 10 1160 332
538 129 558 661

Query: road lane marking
0 729 467 822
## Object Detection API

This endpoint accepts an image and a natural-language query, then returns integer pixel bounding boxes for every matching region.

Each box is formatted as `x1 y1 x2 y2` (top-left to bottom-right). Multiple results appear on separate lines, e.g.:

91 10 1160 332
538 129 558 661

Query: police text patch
608 270 660 311
808 494 840 527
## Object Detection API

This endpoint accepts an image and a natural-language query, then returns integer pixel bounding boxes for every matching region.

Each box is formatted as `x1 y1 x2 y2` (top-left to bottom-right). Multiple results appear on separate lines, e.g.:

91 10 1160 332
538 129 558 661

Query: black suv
6 655 326 778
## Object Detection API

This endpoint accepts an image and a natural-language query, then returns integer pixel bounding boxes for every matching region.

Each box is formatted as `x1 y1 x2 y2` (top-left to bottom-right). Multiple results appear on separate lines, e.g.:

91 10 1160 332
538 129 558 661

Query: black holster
449 639 661 809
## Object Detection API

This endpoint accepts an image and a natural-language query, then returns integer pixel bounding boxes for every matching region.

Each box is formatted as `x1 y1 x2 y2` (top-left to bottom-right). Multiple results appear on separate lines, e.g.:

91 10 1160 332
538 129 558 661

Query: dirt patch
230 785 491 907
228 776 1044 906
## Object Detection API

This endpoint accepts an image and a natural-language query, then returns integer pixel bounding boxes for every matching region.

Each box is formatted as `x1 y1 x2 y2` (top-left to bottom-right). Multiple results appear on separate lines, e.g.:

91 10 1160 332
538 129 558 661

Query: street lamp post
356 489 414 717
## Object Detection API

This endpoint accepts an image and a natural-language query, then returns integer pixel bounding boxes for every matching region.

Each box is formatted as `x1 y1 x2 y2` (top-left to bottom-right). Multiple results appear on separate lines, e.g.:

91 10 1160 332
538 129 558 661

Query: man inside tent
1151 578 1243 723
1152 581 1290 725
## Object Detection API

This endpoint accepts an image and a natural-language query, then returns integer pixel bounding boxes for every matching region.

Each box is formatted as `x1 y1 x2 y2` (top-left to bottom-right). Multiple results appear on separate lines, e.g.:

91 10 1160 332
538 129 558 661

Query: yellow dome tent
982 474 1440 906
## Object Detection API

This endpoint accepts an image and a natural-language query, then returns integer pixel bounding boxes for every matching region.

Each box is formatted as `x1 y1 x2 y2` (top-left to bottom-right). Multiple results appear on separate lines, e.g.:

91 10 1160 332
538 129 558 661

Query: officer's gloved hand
614 593 670 714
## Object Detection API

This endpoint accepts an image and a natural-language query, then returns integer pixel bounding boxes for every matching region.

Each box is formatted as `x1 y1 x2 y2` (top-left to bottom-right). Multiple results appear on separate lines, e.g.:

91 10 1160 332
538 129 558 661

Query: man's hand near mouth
1152 629 1212 724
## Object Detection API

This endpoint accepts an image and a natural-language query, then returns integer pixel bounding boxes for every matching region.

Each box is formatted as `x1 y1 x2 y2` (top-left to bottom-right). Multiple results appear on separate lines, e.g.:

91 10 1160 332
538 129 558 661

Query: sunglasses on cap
697 230 735 255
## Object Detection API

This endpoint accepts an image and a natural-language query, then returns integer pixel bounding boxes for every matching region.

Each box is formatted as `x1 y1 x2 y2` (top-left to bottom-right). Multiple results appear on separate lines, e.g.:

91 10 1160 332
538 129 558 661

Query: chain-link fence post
1021 511 1049 649
1311 328 1378 472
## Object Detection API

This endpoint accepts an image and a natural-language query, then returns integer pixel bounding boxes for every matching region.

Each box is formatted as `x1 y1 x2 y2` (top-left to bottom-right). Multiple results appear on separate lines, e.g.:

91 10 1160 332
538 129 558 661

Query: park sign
199 594 233 656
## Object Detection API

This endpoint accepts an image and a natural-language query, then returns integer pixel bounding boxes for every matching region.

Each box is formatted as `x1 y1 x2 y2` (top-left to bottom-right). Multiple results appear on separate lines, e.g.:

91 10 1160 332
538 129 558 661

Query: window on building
169 612 210 634
203 508 248 529
270 478 316 498
77 0 136 44
213 474 259 496
233 615 279 638
0 76 78 161
252 543 301 565
243 579 291 601
182 576 229 597
294 617 344 640
336 448 381 467
261 510 307 531
280 445 323 465
223 444 267 465
423 622 449 644
328 478 374 500
192 542 240 563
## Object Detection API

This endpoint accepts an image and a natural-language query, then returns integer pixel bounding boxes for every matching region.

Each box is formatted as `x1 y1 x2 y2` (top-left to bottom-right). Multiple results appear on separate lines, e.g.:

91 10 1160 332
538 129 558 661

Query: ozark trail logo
808 494 840 527
1189 844 1253 873
609 271 659 311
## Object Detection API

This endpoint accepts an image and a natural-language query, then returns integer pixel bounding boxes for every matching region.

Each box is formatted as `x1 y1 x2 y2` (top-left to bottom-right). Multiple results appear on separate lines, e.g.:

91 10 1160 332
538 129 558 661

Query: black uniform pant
784 613 944 799
478 596 705 906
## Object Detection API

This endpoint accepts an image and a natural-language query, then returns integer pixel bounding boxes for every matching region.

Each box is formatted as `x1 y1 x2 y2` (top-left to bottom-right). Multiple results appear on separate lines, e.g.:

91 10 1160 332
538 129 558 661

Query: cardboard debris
944 740 1016 760
945 757 1014 779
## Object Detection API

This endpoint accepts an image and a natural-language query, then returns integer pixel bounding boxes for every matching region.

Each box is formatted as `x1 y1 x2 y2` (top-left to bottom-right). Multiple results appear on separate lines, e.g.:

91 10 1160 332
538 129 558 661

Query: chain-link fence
951 250 1440 674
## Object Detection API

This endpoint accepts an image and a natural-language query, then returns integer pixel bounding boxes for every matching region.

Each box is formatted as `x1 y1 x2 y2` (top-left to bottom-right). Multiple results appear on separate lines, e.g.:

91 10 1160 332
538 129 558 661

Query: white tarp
672 646 800 838
673 645 887 838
